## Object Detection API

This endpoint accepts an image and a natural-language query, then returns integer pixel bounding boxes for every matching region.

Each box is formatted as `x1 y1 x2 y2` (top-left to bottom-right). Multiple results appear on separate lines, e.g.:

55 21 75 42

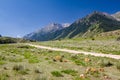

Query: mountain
0 34 1 37
45 11 120 40
24 11 120 41
24 23 70 41
112 11 120 21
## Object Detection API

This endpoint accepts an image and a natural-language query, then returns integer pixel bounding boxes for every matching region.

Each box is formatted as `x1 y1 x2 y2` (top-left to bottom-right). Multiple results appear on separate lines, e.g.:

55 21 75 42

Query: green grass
0 60 6 65
61 69 78 76
28 57 39 63
0 44 120 80
0 73 9 80
74 60 86 66
51 71 63 77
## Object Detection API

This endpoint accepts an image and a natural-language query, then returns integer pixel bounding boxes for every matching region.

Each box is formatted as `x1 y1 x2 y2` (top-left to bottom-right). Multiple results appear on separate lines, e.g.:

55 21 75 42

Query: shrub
34 68 42 73
13 65 24 71
51 71 63 77
18 70 29 75
91 38 95 40
17 45 32 49
117 36 120 41
71 54 78 59
116 62 120 71
99 60 113 67
13 65 29 75
0 55 6 60
61 69 78 76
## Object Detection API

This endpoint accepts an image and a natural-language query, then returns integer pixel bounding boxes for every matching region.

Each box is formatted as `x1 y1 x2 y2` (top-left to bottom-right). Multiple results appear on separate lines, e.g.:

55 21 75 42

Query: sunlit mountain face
112 11 120 21
23 23 70 41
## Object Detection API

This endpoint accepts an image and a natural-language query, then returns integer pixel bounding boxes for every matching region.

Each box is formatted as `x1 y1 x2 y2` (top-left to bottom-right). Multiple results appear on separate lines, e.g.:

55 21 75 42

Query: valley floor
27 44 120 59
0 43 120 80
32 38 120 55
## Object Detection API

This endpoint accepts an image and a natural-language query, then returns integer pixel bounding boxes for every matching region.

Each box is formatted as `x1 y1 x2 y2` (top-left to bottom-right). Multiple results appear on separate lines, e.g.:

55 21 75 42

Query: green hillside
53 11 120 40
0 37 35 44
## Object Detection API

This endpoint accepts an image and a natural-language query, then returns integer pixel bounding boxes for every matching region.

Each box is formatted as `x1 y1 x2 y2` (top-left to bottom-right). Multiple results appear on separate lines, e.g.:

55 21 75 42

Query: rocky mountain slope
112 11 120 21
24 23 70 41
24 11 120 41
48 11 120 40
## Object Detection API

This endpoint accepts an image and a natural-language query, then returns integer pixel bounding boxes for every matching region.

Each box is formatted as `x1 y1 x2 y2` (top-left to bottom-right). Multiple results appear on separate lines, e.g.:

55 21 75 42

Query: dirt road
27 44 120 60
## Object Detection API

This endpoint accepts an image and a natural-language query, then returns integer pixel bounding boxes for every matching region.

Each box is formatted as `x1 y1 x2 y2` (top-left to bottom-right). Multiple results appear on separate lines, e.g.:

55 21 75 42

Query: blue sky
0 0 120 37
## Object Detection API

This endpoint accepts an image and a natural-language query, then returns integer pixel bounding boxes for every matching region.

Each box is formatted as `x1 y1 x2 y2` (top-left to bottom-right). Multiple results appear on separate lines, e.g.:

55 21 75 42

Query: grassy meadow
0 44 120 80
32 38 120 55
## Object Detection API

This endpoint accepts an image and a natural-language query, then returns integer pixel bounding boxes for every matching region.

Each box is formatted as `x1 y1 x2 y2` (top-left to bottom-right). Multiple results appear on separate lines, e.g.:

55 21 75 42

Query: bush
91 38 95 40
71 54 78 59
116 62 120 71
99 60 113 67
17 45 31 49
51 71 63 77
13 65 29 75
117 36 120 41
34 68 42 73
13 65 24 71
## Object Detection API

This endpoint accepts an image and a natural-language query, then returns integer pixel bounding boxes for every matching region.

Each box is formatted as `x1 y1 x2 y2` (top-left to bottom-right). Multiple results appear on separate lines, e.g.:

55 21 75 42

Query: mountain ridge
51 11 120 39
24 23 70 41
112 11 120 21
24 11 120 41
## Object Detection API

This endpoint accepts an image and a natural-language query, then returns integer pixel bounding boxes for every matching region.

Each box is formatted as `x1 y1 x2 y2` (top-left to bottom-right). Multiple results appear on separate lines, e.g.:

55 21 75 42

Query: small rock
80 74 86 79
85 67 91 74
63 59 69 62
